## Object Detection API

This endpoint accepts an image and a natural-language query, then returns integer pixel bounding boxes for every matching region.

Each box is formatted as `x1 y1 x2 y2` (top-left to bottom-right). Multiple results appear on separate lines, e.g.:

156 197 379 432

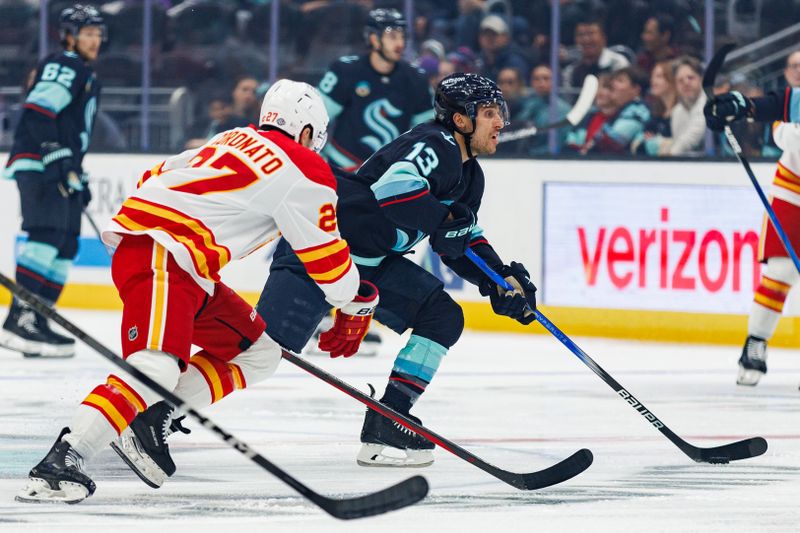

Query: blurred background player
257 73 537 468
0 4 104 358
317 8 434 172
737 121 800 386
17 79 379 502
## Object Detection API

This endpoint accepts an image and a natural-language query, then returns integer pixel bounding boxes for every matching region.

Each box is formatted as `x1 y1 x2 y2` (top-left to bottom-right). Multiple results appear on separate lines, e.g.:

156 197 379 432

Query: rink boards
1 153 798 346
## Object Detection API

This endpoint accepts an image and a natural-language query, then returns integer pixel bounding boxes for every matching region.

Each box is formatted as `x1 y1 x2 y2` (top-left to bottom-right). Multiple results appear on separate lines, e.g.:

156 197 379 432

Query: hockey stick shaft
82 207 114 258
465 249 767 463
0 271 426 519
701 44 800 274
282 350 592 490
499 75 598 143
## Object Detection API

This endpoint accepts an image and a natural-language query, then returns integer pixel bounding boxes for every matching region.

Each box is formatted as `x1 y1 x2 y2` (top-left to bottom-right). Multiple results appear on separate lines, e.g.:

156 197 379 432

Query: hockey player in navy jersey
258 73 537 467
318 8 434 172
0 4 104 358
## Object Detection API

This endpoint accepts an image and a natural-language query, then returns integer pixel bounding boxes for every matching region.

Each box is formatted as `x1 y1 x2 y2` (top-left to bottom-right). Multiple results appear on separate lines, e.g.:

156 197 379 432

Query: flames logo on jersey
360 98 402 152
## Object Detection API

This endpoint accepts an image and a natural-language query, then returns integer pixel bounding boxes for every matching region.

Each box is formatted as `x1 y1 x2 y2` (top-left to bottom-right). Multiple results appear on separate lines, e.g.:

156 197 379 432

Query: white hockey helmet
259 79 329 152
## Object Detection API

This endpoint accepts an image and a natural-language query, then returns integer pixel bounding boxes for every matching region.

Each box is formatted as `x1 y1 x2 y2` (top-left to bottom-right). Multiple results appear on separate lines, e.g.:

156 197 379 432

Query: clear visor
465 99 510 126
313 129 328 153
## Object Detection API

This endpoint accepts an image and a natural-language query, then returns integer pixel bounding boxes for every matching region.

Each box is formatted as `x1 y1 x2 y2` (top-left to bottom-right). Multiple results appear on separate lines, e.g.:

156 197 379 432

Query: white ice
1 309 799 532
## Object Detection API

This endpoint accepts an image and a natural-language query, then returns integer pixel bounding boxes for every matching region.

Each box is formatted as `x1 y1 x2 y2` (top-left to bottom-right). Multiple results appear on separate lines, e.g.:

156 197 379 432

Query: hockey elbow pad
429 202 476 258
318 281 379 358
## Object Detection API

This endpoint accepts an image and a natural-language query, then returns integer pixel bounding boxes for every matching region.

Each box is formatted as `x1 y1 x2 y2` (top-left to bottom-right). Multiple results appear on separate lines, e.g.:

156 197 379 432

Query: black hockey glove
704 91 753 131
41 142 82 197
429 202 476 258
479 262 537 325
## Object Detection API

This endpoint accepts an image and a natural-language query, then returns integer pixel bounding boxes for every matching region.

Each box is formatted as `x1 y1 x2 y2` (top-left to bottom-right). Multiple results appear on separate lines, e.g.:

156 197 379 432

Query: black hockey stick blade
282 350 593 490
687 437 768 464
0 271 427 518
702 43 735 100
312 475 429 520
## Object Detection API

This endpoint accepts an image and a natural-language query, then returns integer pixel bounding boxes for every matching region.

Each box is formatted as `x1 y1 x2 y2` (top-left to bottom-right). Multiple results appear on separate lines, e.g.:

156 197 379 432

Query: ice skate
737 335 767 386
0 301 72 358
16 428 95 504
36 312 76 358
357 407 434 468
110 401 190 488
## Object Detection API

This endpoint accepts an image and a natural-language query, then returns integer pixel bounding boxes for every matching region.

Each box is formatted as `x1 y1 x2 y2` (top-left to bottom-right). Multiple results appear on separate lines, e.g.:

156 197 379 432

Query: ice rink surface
1 310 799 532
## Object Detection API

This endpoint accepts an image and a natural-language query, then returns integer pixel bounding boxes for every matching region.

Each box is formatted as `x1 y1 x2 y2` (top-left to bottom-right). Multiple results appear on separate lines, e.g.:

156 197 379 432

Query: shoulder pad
338 55 360 64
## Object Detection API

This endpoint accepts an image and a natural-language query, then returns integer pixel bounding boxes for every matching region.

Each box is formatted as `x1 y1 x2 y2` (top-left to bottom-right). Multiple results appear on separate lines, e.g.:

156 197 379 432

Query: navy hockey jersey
337 121 504 286
318 54 434 171
3 51 101 179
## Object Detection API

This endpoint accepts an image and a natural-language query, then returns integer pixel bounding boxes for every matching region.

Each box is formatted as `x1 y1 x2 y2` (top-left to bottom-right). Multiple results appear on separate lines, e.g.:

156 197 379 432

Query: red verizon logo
577 208 761 292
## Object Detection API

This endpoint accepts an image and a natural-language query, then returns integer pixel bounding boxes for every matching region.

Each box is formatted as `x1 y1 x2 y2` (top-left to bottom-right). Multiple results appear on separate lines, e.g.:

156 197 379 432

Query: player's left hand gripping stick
465 249 768 464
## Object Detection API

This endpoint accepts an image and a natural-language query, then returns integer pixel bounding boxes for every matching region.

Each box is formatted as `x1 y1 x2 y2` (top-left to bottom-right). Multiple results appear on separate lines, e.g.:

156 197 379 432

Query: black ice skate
34 311 76 358
737 335 767 386
16 428 96 504
0 300 72 358
110 401 190 488
357 407 435 468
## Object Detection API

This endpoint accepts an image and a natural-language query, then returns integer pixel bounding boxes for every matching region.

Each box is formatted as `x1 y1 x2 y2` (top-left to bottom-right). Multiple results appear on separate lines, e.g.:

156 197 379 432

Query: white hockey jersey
770 121 800 207
103 126 359 308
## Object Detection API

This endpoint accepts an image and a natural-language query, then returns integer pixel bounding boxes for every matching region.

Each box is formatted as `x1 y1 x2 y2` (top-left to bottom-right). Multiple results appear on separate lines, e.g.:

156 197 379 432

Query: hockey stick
282 350 593 490
465 249 767 464
702 44 800 274
498 74 599 143
82 207 114 257
0 271 427 519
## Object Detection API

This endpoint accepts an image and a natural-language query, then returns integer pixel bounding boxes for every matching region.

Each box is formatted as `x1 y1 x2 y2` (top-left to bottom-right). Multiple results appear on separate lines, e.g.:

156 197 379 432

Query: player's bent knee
766 257 800 286
415 292 464 349
125 350 181 406
231 333 282 385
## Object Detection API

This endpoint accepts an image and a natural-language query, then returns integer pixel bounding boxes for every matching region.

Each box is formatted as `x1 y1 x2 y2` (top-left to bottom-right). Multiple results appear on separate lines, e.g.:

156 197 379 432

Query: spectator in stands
517 64 571 154
224 75 260 127
477 14 530 82
784 50 800 88
493 66 530 156
447 46 480 74
636 13 678 74
654 56 706 156
635 60 677 155
454 0 486 52
183 92 233 149
565 73 618 154
562 14 630 92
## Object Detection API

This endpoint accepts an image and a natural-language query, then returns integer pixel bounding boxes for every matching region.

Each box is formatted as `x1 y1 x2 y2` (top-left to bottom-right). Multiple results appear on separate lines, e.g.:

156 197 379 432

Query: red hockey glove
318 281 379 358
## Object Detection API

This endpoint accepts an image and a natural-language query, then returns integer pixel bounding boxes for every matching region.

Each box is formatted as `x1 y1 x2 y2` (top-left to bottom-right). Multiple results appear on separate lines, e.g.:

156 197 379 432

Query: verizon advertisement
543 182 766 314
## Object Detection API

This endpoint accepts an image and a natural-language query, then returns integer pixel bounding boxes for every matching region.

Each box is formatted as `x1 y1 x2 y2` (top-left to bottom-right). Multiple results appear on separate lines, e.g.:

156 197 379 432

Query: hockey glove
704 91 753 131
41 142 82 197
480 262 537 325
429 202 476 258
318 280 379 358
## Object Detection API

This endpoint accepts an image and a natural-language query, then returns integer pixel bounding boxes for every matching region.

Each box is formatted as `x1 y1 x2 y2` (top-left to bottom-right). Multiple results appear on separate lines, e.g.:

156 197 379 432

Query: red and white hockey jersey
770 121 800 206
103 126 359 308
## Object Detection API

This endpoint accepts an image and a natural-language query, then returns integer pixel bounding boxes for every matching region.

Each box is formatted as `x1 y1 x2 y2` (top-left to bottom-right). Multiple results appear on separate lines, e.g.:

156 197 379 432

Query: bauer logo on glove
318 281 379 358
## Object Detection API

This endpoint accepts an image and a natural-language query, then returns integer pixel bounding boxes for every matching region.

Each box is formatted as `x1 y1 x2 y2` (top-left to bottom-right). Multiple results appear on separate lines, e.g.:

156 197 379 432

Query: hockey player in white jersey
737 121 800 385
16 80 379 504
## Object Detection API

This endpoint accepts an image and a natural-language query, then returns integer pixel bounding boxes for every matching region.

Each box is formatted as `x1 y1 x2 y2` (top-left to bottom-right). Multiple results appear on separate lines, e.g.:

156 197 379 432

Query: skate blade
0 331 47 356
737 367 764 386
356 443 434 468
37 344 76 358
110 433 166 489
15 477 89 504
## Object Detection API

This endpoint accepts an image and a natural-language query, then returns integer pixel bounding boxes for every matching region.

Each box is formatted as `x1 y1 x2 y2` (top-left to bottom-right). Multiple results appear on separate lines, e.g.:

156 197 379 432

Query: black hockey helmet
364 8 407 43
434 73 510 133
59 4 106 43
